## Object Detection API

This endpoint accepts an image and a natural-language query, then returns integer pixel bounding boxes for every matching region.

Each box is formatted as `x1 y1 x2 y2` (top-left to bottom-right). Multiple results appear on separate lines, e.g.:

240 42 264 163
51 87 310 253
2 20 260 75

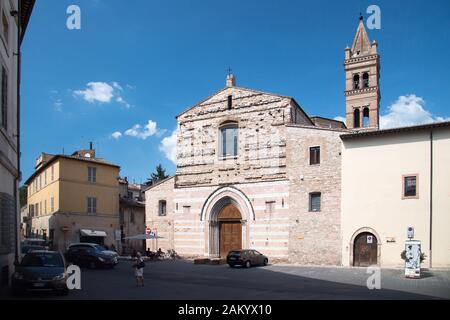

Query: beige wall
31 213 119 252
27 156 120 250
28 158 119 217
431 129 450 267
341 128 450 268
0 0 25 285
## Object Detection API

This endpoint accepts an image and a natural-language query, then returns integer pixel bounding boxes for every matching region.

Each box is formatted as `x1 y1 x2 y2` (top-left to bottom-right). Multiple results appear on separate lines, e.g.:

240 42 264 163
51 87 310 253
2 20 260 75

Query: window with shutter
87 197 97 214
88 167 97 183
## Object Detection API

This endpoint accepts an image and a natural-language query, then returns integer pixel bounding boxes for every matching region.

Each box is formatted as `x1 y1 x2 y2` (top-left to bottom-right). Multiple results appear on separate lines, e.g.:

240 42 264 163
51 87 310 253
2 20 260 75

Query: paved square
4 260 449 300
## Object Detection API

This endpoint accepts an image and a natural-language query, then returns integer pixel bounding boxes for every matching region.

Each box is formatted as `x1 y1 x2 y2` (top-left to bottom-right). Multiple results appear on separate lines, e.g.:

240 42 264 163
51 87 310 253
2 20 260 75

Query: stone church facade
145 17 381 264
145 82 346 263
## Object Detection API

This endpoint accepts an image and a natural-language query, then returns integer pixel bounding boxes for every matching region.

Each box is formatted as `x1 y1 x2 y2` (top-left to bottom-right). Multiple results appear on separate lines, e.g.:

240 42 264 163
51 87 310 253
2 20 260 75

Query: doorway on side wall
353 232 378 267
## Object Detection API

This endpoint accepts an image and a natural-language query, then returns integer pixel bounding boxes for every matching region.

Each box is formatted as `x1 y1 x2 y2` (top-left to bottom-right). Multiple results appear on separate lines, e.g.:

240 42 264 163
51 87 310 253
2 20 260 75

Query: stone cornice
344 54 379 65
345 86 379 96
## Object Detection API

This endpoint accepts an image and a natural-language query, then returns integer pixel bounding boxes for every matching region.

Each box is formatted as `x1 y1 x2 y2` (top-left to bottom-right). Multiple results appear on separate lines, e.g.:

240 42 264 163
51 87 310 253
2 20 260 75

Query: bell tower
344 16 380 130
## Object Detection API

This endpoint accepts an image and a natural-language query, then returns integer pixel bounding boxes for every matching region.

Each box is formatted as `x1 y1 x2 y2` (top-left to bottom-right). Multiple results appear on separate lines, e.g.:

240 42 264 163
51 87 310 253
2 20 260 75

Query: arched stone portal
201 186 254 258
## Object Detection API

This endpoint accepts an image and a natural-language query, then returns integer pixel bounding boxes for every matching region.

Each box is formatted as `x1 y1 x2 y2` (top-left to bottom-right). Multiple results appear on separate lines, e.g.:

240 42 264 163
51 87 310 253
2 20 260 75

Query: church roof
351 17 372 56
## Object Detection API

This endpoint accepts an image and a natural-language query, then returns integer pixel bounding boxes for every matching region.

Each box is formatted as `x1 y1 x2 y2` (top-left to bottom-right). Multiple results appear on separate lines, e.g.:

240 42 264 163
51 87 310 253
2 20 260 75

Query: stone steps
194 258 227 265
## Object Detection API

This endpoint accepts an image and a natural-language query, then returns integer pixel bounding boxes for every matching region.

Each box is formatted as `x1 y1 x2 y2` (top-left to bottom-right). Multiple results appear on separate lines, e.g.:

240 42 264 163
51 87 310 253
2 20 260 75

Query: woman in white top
133 252 145 287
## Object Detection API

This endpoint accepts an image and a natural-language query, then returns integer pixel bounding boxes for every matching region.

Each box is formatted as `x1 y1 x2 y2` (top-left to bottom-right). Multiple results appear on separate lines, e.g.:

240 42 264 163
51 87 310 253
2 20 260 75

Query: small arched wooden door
353 232 378 267
218 204 242 258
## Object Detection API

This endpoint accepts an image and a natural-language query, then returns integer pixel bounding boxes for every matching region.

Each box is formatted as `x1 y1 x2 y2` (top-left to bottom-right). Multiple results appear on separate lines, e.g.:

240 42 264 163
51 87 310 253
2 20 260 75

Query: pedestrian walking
132 252 145 287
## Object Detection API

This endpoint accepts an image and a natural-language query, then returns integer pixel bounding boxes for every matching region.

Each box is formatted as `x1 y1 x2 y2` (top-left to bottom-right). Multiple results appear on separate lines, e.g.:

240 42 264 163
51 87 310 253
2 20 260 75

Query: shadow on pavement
2 260 445 300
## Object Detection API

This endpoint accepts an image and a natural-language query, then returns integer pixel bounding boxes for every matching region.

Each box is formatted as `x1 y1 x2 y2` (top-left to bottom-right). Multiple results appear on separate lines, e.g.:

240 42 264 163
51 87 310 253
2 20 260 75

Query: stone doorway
218 204 242 258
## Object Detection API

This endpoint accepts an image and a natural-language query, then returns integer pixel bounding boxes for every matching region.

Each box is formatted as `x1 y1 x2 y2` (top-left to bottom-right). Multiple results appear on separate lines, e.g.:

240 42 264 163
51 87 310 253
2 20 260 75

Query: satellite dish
84 153 91 158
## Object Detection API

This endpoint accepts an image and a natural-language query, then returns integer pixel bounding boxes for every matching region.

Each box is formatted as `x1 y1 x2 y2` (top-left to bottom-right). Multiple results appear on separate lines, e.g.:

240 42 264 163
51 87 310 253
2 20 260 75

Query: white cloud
112 82 123 91
124 120 158 139
159 129 177 164
111 131 122 140
53 99 63 112
333 116 346 123
74 82 115 103
116 96 131 108
74 81 131 107
334 94 449 129
380 95 449 129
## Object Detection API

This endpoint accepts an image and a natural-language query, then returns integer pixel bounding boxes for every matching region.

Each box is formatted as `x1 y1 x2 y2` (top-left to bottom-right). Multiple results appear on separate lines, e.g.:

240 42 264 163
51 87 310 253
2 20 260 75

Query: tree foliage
19 185 27 207
147 164 169 185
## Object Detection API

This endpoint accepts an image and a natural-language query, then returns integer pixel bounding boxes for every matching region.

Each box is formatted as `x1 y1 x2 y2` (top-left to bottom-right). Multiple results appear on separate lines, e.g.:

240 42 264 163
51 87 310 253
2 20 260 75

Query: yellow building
24 145 120 251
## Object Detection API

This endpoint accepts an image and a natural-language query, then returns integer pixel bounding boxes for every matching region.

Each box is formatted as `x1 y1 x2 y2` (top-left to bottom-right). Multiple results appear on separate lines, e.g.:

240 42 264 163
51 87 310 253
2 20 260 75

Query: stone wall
175 87 310 187
286 125 345 265
145 177 175 252
145 85 345 265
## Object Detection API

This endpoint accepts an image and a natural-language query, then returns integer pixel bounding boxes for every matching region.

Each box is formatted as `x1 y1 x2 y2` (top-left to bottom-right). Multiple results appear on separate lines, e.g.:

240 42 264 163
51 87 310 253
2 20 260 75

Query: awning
124 234 164 240
80 229 107 237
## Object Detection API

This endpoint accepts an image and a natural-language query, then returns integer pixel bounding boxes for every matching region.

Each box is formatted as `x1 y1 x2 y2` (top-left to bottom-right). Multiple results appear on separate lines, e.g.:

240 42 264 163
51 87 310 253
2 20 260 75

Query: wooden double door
218 204 242 258
353 232 378 267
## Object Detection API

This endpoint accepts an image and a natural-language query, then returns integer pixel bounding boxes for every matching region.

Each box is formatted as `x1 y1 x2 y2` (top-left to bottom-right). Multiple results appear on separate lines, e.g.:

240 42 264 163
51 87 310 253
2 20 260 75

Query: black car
227 249 268 268
65 243 118 269
12 251 69 296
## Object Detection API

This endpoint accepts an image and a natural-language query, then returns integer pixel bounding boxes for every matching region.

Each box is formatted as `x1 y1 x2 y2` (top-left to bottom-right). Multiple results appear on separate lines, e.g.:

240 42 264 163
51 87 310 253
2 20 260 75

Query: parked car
11 250 69 296
227 249 268 268
65 243 119 269
21 245 48 258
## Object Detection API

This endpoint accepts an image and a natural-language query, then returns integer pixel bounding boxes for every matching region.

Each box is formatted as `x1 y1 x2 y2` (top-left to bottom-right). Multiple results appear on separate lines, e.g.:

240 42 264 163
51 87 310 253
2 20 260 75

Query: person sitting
156 248 164 259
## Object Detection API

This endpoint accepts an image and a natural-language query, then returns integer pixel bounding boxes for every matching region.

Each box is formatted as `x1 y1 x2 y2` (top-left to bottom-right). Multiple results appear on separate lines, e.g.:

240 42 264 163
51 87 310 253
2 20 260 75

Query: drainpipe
429 130 433 268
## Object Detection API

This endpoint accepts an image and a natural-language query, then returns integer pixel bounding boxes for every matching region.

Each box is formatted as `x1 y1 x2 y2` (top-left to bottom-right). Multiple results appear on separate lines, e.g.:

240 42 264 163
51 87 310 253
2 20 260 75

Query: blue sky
21 0 450 184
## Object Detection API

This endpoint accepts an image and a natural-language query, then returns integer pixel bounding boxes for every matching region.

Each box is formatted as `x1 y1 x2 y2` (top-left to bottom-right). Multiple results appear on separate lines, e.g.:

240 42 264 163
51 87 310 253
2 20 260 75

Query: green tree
19 185 27 207
147 164 168 185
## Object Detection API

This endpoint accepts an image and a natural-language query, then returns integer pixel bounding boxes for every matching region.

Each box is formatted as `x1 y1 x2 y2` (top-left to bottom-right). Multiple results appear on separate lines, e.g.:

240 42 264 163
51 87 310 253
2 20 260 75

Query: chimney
89 141 93 150
226 73 236 87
